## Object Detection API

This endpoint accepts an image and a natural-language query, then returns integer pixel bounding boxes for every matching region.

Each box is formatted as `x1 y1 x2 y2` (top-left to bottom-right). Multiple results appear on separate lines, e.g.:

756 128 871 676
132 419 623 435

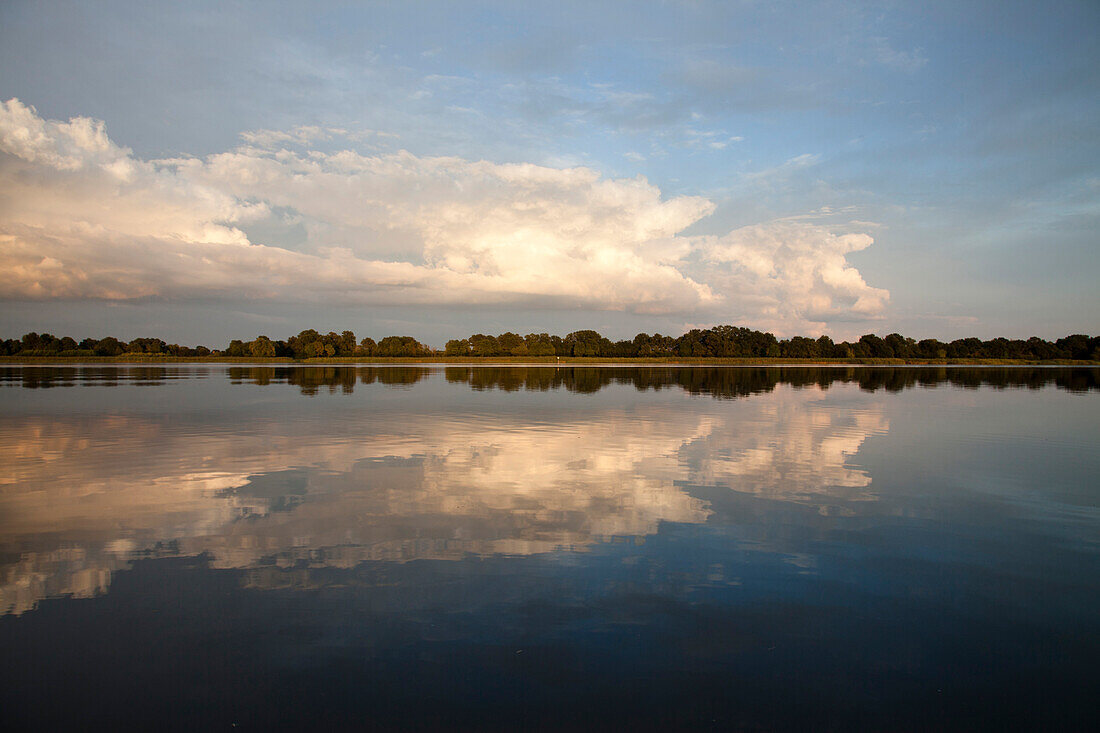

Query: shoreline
2 356 1098 366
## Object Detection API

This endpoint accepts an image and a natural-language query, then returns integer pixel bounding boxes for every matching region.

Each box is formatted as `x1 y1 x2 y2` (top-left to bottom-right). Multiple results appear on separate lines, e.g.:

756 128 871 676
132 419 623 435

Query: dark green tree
375 336 430 357
564 330 613 357
468 334 500 357
445 339 471 356
498 332 526 356
356 337 376 356
93 337 124 356
249 336 277 358
523 333 556 356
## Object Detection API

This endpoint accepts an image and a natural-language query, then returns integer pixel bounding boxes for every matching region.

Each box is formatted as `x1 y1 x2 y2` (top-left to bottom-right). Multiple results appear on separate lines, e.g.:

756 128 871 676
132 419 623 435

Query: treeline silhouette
444 328 1098 360
5 365 1098 396
3 327 1098 361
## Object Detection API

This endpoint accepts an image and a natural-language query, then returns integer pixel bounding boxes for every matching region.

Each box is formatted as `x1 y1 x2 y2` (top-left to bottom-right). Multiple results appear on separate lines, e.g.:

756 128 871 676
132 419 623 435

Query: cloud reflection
0 383 886 615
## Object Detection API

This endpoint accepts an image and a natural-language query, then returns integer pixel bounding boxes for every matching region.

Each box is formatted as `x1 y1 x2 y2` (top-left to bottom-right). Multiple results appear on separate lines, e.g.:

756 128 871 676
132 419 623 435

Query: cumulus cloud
0 99 889 327
697 221 890 333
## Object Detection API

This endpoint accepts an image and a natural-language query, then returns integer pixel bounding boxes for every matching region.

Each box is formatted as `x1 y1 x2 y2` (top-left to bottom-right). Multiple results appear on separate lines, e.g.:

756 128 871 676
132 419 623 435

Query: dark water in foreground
1 366 1098 731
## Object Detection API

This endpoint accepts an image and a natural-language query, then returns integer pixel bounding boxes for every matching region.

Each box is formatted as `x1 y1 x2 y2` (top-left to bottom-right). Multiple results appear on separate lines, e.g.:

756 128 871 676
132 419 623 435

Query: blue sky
0 0 1097 346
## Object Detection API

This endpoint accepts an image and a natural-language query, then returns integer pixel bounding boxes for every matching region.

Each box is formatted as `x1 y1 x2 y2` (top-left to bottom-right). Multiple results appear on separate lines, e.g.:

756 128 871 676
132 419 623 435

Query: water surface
1 366 1098 730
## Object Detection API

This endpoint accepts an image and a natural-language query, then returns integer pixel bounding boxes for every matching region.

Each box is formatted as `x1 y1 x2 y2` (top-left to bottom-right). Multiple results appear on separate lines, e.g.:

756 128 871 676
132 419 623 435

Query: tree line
0 329 432 359
2 327 1098 361
444 328 1099 360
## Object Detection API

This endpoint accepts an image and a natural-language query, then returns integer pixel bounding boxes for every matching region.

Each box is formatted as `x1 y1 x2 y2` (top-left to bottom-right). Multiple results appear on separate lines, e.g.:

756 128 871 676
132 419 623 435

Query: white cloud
696 221 890 334
0 99 889 327
744 152 820 185
1 383 887 611
681 126 744 151
239 125 334 148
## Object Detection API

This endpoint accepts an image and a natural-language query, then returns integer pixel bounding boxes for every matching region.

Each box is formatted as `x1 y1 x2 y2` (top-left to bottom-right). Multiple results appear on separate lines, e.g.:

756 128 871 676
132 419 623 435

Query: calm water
1 365 1098 731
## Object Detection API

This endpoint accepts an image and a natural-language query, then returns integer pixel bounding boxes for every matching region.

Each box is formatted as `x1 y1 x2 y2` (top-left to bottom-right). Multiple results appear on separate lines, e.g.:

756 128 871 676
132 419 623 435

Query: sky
0 0 1097 347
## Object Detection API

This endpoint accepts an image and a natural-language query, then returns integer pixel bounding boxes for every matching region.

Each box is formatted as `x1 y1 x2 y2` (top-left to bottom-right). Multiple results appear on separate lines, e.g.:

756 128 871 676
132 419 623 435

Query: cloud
696 221 890 333
869 37 928 73
744 152 820 186
0 99 889 327
1 382 887 612
680 127 744 151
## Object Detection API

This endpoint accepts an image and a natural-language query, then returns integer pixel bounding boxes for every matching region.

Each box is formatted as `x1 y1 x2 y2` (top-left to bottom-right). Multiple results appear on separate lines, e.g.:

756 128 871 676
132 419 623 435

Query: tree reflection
437 366 1100 396
4 365 1097 393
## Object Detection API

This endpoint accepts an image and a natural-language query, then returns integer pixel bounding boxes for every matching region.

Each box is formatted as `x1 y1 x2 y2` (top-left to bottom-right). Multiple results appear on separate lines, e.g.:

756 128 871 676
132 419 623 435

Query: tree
782 336 818 358
524 333 556 356
676 331 711 357
356 337 376 356
249 336 276 358
613 340 636 357
445 339 471 356
917 339 947 359
129 337 166 354
287 330 323 359
984 337 1012 359
947 338 983 358
564 330 613 357
1056 334 1092 360
632 332 656 356
339 330 357 356
494 332 528 356
93 337 124 356
468 334 500 357
375 336 429 357
225 340 249 357
631 332 675 357
21 332 43 351
858 334 890 358
884 333 913 359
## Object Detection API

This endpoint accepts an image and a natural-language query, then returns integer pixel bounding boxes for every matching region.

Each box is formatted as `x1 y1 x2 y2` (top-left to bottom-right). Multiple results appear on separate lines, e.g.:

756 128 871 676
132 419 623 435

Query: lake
1 365 1098 730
